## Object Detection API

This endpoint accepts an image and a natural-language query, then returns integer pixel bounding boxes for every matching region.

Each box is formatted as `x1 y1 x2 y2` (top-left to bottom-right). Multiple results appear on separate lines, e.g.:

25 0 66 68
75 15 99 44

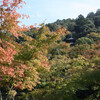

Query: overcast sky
18 0 100 26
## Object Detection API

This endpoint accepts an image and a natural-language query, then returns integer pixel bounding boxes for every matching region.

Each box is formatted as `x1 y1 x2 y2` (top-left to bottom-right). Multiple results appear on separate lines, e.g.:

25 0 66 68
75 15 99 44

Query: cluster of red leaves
83 41 100 59
0 0 29 38
38 52 50 70
82 41 100 70
0 0 39 90
0 0 57 91
0 40 16 64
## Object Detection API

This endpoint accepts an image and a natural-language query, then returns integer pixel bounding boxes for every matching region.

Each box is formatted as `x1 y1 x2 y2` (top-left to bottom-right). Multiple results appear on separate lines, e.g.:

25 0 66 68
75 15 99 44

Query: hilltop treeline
46 9 100 41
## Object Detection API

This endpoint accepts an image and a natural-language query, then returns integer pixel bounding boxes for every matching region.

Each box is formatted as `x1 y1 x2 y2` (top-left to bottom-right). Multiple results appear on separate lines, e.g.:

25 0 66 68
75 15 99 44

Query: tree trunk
0 90 2 100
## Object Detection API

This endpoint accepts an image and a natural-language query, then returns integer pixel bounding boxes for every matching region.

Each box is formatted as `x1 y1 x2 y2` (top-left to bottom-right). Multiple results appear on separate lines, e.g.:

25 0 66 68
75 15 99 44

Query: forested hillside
0 0 100 100
47 9 100 41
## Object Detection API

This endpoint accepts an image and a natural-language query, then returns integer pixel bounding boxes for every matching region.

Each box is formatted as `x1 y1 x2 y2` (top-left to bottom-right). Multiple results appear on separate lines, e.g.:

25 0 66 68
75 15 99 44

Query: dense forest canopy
0 1 100 100
46 9 100 41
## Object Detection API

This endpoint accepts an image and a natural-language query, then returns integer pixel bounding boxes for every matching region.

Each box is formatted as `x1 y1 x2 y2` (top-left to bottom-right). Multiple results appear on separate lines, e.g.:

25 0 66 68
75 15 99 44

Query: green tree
87 32 100 42
87 12 95 21
76 37 94 45
68 44 90 58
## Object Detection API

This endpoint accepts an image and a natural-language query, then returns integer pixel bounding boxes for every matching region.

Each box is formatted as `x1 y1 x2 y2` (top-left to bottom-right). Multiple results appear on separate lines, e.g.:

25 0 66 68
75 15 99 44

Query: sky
18 0 100 26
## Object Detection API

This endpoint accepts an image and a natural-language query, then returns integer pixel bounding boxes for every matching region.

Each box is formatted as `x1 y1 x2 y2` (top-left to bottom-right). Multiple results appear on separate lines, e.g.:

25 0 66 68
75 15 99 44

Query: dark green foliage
94 16 100 27
87 12 95 20
46 9 100 42
46 23 60 31
47 18 76 32
15 36 26 43
25 28 38 38
95 9 100 16
75 15 96 38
